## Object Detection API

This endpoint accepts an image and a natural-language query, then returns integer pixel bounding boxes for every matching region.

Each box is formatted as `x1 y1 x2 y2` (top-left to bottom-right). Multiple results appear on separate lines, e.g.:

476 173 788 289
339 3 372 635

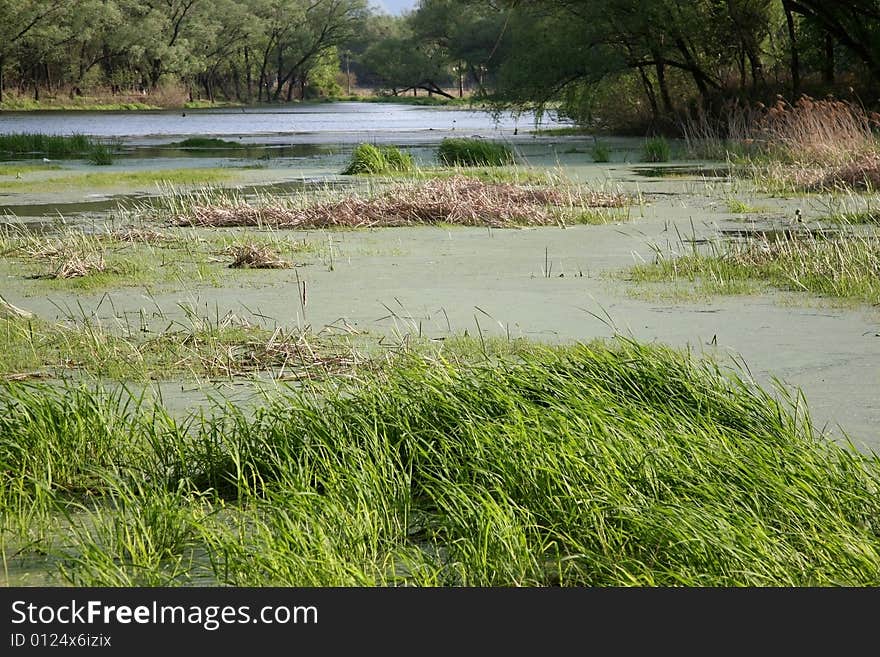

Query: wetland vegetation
3 1 880 589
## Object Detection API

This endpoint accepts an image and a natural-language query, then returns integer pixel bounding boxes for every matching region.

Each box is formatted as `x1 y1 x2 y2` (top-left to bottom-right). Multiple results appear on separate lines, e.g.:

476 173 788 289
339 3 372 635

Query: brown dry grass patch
51 253 106 279
167 176 627 229
226 244 292 269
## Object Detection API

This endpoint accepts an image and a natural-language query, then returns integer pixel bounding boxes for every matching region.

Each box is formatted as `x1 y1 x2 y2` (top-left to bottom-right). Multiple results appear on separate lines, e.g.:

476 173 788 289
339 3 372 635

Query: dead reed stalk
166 176 627 229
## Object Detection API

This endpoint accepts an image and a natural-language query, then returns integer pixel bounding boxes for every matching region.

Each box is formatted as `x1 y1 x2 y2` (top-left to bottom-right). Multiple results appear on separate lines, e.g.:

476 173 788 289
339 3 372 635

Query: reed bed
0 132 94 156
1 338 879 586
683 96 880 190
164 176 627 229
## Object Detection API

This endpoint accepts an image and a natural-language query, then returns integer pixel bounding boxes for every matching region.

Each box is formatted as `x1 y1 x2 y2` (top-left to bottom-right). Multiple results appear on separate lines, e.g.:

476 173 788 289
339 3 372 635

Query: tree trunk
636 65 659 120
654 57 673 114
258 45 271 102
783 0 801 97
0 55 5 103
273 46 285 100
674 38 714 102
244 46 253 103
745 45 764 91
150 58 162 88
823 32 835 84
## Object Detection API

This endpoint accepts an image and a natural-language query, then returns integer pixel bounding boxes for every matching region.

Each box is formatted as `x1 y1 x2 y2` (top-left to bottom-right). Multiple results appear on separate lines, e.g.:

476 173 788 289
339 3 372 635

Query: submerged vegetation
171 137 244 149
1 339 878 586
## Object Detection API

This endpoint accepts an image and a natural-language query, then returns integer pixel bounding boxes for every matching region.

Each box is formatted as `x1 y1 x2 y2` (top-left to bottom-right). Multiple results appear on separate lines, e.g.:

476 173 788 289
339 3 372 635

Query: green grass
627 230 880 304
0 99 159 111
0 224 315 293
0 168 234 191
341 144 414 175
1 338 879 586
726 199 760 214
0 133 95 156
86 144 115 166
642 136 671 163
0 164 62 175
591 142 611 162
438 138 515 167
413 166 556 185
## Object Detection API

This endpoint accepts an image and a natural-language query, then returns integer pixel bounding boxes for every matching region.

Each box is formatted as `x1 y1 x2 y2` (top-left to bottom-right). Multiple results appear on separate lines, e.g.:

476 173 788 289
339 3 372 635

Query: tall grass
2 339 879 586
438 138 514 167
682 96 880 190
341 144 414 175
0 133 95 156
642 136 671 162
629 227 880 304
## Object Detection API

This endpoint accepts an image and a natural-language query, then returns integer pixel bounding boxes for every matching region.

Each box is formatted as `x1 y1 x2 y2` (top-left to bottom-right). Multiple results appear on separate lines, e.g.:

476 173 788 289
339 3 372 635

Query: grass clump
628 229 880 304
642 136 671 162
86 144 115 166
438 138 514 167
0 133 94 156
2 338 879 586
591 142 611 162
341 143 414 175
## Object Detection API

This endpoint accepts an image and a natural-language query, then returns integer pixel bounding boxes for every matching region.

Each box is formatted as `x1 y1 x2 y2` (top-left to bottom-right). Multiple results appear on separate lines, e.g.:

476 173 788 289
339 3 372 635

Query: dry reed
684 95 880 189
226 244 292 269
167 176 627 229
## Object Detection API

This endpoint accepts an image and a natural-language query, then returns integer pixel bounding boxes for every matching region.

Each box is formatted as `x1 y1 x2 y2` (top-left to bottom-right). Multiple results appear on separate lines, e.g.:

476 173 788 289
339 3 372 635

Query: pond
0 101 554 144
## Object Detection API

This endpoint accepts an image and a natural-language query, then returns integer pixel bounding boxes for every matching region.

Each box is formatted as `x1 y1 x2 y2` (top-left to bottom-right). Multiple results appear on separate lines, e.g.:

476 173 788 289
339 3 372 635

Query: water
0 101 558 145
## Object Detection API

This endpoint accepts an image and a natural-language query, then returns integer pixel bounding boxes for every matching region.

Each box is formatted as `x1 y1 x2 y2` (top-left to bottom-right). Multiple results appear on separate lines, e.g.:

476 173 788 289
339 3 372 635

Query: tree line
2 1 879 130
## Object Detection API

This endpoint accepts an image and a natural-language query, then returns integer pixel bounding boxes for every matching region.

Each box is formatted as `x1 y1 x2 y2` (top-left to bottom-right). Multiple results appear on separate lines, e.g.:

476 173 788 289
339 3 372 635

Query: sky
373 0 418 15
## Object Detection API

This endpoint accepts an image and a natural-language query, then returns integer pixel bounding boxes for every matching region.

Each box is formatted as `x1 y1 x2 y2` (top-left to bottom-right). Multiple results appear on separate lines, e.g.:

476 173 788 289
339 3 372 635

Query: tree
0 0 72 101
